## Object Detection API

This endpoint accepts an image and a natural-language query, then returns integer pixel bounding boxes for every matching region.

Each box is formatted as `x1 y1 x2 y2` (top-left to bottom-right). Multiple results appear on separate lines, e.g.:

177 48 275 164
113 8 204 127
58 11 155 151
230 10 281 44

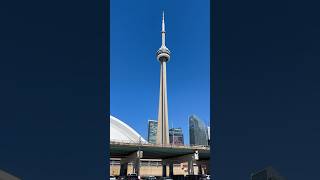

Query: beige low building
110 160 203 177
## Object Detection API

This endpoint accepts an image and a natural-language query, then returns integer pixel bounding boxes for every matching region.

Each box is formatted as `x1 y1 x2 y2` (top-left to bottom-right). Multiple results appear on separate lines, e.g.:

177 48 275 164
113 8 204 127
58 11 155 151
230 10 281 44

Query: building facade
110 159 203 177
148 120 158 144
189 115 209 146
169 128 184 145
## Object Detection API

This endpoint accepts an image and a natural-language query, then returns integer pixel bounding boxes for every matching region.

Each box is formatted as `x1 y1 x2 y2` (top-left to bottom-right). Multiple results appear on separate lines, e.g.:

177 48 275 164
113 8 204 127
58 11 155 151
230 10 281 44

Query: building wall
110 162 201 177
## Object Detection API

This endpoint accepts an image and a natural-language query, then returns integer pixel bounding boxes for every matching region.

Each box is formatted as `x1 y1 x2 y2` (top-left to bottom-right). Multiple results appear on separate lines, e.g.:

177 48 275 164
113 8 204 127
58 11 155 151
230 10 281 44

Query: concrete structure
251 166 286 180
0 170 20 180
110 141 210 177
156 12 171 145
169 128 184 145
148 120 158 144
189 115 209 146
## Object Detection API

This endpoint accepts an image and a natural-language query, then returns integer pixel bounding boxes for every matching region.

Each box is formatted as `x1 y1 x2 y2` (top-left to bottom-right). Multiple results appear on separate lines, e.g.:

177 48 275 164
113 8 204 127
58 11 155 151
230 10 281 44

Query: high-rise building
169 128 184 145
189 115 209 146
251 166 286 180
156 12 171 145
148 120 158 144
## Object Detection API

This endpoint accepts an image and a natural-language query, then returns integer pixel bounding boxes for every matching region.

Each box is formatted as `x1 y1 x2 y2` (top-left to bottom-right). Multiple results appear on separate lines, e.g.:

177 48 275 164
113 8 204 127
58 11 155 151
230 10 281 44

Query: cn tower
156 12 171 145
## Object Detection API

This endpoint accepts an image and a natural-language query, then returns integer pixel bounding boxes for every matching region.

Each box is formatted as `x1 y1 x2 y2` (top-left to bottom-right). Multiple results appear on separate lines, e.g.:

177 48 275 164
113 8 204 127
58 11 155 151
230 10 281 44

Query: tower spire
157 11 170 62
161 11 166 47
162 11 165 32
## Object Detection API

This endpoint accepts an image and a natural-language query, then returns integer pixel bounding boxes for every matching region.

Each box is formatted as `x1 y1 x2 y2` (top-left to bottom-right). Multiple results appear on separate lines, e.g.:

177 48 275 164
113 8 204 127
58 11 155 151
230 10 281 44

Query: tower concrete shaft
157 61 169 145
156 12 171 145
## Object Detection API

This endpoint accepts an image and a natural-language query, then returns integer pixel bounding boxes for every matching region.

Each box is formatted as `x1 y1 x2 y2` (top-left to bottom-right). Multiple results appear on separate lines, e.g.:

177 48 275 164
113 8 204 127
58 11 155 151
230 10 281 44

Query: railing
110 139 210 150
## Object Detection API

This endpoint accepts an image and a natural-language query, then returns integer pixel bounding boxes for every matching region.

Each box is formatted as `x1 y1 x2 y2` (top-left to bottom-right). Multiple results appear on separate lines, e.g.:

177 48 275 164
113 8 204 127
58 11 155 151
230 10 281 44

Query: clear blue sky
110 0 210 144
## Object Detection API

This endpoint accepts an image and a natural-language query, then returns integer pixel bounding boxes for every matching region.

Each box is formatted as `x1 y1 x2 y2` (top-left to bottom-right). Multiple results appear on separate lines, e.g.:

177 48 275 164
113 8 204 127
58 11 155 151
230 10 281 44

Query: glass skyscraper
169 128 184 145
147 120 158 144
189 115 209 146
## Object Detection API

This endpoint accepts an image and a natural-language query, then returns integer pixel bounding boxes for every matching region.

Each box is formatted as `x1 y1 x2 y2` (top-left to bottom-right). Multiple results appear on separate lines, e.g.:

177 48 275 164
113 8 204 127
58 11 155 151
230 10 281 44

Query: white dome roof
110 115 147 143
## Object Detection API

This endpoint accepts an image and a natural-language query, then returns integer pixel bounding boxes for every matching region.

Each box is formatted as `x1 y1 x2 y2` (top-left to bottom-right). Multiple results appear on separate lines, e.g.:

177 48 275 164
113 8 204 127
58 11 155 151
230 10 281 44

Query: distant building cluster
147 114 210 146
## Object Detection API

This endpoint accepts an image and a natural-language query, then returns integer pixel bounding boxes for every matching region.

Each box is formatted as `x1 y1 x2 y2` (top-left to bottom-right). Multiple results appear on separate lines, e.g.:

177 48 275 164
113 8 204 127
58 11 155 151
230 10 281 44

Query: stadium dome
110 115 147 144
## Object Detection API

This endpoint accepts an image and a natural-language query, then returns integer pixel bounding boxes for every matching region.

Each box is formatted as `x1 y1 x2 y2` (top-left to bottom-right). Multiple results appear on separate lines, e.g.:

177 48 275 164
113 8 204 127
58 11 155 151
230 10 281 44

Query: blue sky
110 0 210 144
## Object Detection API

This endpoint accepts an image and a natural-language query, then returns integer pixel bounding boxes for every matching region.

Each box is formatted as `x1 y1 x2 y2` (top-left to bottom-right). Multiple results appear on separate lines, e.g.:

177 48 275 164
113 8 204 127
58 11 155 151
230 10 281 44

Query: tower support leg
162 164 167 177
206 161 210 175
169 163 174 177
198 164 203 175
133 159 141 177
120 150 143 177
188 160 194 175
120 163 128 176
